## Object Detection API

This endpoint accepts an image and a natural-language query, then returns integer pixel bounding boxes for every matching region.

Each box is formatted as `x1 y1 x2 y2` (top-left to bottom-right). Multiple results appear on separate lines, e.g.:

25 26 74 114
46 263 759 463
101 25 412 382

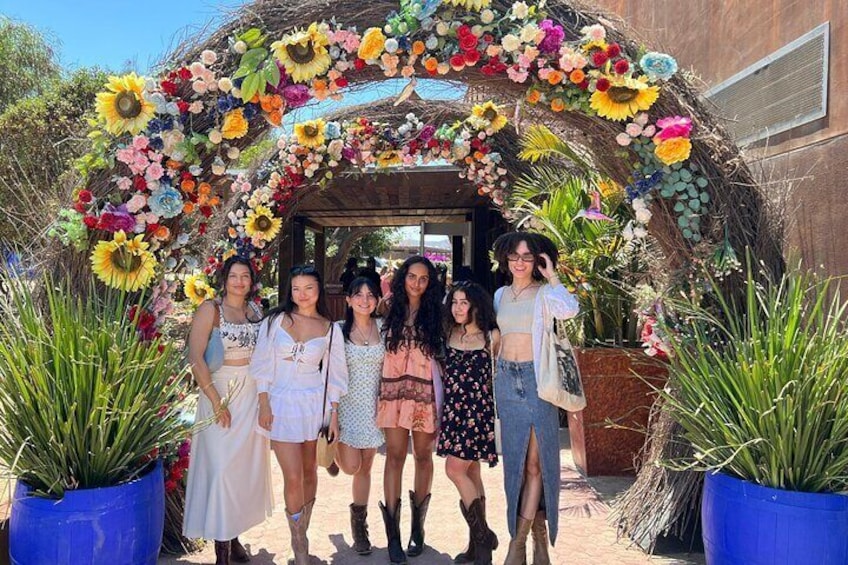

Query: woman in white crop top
184 256 273 564
249 265 348 565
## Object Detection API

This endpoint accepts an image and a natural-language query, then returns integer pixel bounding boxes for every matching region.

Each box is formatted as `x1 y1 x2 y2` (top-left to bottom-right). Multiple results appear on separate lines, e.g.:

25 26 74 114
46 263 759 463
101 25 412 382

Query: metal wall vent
703 22 829 145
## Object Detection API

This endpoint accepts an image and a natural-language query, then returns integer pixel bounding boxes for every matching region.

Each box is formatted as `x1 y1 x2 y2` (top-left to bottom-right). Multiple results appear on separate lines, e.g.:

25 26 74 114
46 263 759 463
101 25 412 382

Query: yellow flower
271 23 331 83
376 150 402 168
90 231 156 292
95 73 156 135
443 0 491 10
244 205 282 242
582 39 608 53
597 178 624 200
358 27 386 61
469 101 508 132
222 108 249 139
654 137 692 165
589 76 659 121
184 274 216 306
294 118 326 148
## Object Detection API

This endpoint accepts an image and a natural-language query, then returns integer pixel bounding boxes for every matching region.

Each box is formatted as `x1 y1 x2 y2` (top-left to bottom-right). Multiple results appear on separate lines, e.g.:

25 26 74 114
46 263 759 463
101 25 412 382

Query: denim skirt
494 358 561 544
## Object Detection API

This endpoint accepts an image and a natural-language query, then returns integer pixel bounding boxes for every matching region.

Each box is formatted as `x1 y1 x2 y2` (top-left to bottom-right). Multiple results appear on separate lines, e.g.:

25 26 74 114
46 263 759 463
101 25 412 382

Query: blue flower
325 121 342 139
242 103 258 121
149 136 164 151
639 52 678 81
147 116 173 134
217 96 235 114
625 170 664 201
148 185 184 219
419 0 442 19
397 35 411 52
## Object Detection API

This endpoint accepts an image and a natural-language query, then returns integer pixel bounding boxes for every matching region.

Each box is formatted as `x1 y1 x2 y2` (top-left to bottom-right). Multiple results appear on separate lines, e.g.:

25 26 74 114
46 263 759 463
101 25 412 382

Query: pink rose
655 116 692 140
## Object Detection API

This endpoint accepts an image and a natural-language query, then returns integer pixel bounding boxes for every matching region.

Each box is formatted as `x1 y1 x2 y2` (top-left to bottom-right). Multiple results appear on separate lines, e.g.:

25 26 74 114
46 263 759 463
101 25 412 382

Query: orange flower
464 156 473 165
166 159 182 170
266 109 283 126
250 93 260 104
208 196 221 207
526 90 541 104
260 94 283 112
312 78 329 101
228 227 238 238
569 69 585 84
183 201 195 214
547 71 564 85
424 57 439 73
154 225 170 239
412 41 426 56
198 182 212 196
181 179 196 192
474 151 484 160
551 98 565 112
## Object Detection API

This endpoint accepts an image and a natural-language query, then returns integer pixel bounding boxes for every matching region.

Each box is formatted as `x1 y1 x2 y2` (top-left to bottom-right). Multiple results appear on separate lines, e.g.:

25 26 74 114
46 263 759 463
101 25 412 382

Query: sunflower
184 273 216 306
443 0 491 10
95 73 156 135
294 118 327 148
90 231 156 292
589 76 660 122
469 101 508 132
376 150 402 168
271 23 332 83
244 205 282 242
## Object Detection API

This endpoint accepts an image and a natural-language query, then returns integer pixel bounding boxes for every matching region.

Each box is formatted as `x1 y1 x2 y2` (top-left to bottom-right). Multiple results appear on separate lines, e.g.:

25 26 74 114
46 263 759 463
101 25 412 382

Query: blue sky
0 0 248 72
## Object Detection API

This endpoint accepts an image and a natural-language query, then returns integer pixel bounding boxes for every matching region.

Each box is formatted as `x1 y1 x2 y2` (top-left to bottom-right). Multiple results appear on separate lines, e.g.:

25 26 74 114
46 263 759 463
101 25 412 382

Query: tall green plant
660 265 848 493
0 275 191 497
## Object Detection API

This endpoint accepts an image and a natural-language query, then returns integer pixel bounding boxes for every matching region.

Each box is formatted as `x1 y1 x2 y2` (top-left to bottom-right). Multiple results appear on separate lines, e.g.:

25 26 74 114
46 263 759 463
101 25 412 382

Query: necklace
509 282 539 302
353 321 375 346
459 330 483 343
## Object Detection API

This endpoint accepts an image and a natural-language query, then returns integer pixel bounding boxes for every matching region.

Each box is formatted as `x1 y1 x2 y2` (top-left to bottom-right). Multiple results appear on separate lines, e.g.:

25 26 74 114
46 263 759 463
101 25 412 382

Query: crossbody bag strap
488 330 498 418
320 323 335 426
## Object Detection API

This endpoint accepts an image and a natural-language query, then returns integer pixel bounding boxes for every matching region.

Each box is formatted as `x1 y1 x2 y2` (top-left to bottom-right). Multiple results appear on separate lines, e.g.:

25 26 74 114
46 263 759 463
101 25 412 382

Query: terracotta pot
568 348 667 476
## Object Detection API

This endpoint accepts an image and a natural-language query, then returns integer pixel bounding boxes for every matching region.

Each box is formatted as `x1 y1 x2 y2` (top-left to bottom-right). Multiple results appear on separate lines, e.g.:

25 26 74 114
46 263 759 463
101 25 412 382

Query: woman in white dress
249 265 348 565
184 256 273 565
336 276 386 556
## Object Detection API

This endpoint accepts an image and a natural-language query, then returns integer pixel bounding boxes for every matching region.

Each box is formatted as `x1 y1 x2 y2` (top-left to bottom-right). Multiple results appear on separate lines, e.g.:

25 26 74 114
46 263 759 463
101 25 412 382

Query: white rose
227 146 241 160
385 38 399 54
501 34 521 52
233 40 247 54
635 207 653 224
512 1 529 19
192 80 208 94
425 35 439 50
209 129 223 144
201 50 217 65
520 24 538 44
218 77 233 92
436 22 449 36
481 9 495 24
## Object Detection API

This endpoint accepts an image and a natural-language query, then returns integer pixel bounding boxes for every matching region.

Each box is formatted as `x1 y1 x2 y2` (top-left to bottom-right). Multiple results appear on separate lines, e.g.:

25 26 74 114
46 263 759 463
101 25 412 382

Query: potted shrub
510 125 666 476
0 275 191 565
658 266 848 564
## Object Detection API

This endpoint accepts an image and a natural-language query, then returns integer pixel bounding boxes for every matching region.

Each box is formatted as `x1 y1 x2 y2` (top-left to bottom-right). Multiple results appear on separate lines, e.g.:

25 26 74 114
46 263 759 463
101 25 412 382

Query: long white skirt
183 365 273 540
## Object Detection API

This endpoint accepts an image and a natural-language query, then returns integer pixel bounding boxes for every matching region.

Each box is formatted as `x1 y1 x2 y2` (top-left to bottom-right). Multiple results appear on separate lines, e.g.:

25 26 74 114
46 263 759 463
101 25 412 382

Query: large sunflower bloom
294 118 326 148
469 101 508 132
271 23 332 83
184 273 216 306
91 231 156 292
376 150 402 168
444 0 491 10
244 205 282 242
95 73 156 135
590 76 660 122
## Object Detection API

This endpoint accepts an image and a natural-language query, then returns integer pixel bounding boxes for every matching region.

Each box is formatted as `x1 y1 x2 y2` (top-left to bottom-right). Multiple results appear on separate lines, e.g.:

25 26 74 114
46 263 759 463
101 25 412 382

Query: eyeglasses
506 254 535 263
290 265 318 275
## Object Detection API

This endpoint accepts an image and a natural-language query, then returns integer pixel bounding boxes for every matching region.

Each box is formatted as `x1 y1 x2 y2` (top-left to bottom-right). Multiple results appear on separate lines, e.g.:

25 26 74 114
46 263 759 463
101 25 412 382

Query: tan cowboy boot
531 511 551 565
503 516 532 565
285 505 310 565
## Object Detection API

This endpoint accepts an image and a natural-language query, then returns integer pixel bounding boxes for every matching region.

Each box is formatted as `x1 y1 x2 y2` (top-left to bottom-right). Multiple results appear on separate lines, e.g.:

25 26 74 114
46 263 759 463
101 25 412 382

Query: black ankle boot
230 537 249 562
214 540 231 565
407 490 431 557
380 500 408 564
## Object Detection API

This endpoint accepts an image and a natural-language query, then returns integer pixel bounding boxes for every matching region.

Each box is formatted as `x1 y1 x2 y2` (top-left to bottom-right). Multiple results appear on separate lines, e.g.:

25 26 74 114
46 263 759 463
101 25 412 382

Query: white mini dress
250 317 348 443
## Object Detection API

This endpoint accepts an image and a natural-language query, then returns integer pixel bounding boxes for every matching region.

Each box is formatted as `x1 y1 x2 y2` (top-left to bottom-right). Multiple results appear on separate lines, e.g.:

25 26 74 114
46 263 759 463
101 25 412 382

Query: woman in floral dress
437 281 499 565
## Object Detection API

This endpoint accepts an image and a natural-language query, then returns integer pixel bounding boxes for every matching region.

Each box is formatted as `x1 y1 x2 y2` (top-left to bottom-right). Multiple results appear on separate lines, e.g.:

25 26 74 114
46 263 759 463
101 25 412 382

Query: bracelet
200 382 215 391
329 406 338 413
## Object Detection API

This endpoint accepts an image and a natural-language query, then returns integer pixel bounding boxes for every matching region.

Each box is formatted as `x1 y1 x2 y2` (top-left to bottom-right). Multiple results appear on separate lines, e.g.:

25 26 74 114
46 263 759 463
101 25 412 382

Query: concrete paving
159 432 704 565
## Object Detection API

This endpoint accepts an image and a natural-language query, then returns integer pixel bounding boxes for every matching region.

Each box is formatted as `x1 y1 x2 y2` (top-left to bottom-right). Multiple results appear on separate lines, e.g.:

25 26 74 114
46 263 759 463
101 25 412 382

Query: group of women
183 231 579 565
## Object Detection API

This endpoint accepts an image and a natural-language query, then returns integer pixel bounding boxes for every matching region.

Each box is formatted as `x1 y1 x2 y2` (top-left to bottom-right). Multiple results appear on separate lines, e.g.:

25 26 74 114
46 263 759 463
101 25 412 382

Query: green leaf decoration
241 48 269 71
240 72 265 102
264 58 281 88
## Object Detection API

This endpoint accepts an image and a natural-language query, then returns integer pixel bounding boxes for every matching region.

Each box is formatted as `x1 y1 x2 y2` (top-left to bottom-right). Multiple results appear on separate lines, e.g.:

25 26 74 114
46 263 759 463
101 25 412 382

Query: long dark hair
382 255 443 357
265 265 330 329
444 281 498 350
342 276 382 342
219 255 258 302
492 231 559 282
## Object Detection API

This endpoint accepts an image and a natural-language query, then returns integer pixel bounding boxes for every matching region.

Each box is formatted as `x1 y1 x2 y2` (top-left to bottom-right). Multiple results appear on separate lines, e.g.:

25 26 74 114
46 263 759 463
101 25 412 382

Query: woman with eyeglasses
491 233 579 565
376 255 444 565
437 281 500 565
184 256 272 565
336 276 386 556
249 265 348 565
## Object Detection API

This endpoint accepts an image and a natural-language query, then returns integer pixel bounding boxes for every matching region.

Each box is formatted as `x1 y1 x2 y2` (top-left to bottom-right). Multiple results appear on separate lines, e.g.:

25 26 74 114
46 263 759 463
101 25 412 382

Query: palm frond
517 124 592 173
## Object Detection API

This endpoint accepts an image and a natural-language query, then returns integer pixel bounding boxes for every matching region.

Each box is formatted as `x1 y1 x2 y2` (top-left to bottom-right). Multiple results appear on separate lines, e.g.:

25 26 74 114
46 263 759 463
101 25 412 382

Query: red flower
165 479 178 493
606 43 621 59
457 24 472 38
146 223 159 234
595 77 611 92
335 76 349 88
200 205 213 218
614 59 630 74
353 58 366 71
198 222 208 235
578 79 589 90
160 80 178 96
459 33 479 52
449 53 466 70
176 100 189 113
73 202 86 214
181 171 194 181
591 51 608 67
77 189 93 204
177 67 192 81
133 176 147 191
483 33 494 43
83 215 98 229
464 49 481 65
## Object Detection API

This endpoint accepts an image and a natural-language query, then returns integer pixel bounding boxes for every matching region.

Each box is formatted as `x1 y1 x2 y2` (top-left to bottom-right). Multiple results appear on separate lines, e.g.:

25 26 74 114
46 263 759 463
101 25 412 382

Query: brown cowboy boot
503 516 532 565
285 505 310 565
214 540 231 565
349 503 372 555
230 537 250 562
531 511 551 565
463 498 495 565
407 490 431 557
455 496 499 563
380 500 408 565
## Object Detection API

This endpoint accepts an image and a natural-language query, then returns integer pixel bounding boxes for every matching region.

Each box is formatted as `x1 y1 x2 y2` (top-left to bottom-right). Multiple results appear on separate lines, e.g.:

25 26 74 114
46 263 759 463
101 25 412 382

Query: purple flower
538 19 565 54
98 203 136 233
282 84 310 109
419 124 436 142
178 440 191 458
341 146 357 161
